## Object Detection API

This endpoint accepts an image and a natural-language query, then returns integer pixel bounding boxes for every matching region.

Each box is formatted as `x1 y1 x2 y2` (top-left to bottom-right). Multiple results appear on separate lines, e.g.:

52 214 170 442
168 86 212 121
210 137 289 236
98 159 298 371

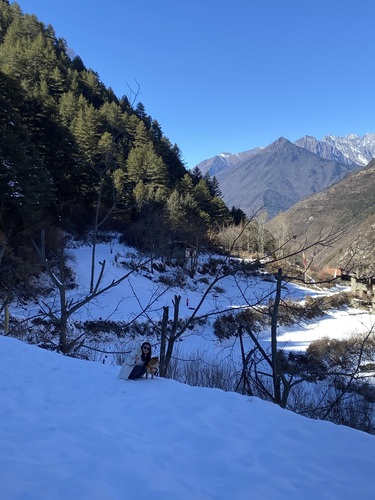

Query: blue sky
14 0 375 168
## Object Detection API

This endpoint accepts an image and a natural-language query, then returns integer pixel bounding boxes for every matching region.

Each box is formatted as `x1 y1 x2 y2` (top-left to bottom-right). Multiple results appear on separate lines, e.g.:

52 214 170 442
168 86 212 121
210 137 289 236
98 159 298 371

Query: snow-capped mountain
294 135 354 165
197 137 358 219
295 133 375 166
195 133 374 220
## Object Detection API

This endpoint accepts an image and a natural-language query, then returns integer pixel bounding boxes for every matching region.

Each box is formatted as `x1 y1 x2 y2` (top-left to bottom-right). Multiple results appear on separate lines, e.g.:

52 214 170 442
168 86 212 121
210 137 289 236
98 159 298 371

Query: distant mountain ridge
196 133 375 220
295 133 375 166
196 148 262 176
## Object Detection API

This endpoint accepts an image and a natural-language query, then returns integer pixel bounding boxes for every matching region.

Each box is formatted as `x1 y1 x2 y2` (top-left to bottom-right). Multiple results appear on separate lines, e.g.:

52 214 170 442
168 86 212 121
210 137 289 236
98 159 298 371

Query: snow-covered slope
1 334 374 500
8 240 373 365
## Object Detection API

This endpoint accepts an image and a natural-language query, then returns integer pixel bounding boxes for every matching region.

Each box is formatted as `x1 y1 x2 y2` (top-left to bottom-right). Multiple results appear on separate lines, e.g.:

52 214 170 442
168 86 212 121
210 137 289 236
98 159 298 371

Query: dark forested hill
0 1 186 229
0 1 242 293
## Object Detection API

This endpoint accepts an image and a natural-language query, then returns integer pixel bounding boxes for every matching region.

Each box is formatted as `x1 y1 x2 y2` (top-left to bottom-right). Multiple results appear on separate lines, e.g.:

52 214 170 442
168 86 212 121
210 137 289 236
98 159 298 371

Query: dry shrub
324 292 351 308
213 313 238 340
166 348 237 392
304 292 350 319
213 307 266 340
307 332 375 371
276 300 307 325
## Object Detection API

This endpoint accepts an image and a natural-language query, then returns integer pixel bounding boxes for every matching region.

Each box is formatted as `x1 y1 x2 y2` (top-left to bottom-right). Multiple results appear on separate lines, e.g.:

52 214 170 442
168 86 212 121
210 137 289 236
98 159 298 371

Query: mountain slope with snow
1 334 374 500
295 133 375 166
294 135 355 165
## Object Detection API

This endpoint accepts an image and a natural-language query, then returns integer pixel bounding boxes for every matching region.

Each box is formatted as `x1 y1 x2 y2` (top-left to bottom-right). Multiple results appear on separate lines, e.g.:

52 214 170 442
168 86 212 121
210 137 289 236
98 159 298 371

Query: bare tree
228 221 374 415
157 219 265 375
157 224 349 404
89 131 122 293
33 230 147 354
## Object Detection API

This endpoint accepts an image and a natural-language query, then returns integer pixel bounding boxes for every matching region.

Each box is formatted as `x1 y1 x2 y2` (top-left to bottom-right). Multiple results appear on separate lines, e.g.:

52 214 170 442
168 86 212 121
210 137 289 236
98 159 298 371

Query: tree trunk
163 295 181 373
159 306 169 377
58 247 68 353
90 172 104 293
236 325 254 395
271 268 282 405
4 303 9 335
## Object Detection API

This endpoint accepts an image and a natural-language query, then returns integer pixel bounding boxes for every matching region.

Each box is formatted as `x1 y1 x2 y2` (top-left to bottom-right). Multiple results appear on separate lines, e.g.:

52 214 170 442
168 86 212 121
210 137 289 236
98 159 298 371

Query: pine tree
72 100 100 164
203 173 222 198
191 166 203 185
81 70 104 108
59 91 78 128
135 102 151 129
178 173 195 195
193 178 212 216
154 137 186 184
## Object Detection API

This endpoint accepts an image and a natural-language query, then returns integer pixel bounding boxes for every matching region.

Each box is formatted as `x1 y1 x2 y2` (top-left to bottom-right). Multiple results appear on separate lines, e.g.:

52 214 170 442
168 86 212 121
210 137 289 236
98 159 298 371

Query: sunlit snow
1 239 375 499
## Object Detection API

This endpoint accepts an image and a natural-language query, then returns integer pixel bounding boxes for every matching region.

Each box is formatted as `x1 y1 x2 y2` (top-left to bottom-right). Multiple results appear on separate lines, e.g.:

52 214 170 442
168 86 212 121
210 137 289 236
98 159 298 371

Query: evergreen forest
0 1 247 293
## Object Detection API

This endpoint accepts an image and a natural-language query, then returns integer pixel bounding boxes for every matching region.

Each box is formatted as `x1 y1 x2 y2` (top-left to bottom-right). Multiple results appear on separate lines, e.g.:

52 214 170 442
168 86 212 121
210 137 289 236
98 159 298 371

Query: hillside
0 1 241 298
267 158 375 273
1 334 375 499
197 137 360 219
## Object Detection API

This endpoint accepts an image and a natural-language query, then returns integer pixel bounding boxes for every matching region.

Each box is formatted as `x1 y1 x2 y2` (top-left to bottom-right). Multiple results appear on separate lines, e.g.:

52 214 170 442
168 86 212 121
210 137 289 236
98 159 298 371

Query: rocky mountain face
294 133 375 167
196 137 361 219
266 158 375 274
293 136 354 165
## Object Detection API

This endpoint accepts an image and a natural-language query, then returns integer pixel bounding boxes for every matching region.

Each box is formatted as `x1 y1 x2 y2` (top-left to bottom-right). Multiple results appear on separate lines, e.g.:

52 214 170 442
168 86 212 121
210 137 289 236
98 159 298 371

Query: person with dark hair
118 342 152 380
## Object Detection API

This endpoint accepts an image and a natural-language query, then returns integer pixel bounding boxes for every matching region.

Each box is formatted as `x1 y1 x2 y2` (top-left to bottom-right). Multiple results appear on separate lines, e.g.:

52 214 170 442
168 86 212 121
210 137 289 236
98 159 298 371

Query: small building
350 274 375 309
167 241 196 262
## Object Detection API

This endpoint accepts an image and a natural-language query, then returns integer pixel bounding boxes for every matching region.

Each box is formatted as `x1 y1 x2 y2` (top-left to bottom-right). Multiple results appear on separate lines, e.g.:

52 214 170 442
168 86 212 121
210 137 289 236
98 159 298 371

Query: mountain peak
266 137 291 151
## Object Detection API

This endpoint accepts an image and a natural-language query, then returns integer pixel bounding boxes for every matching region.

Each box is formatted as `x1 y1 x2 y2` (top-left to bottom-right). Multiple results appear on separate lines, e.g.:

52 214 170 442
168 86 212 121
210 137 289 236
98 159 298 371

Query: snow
276 308 375 352
1 239 375 499
321 133 375 166
10 241 359 324
1 334 375 500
